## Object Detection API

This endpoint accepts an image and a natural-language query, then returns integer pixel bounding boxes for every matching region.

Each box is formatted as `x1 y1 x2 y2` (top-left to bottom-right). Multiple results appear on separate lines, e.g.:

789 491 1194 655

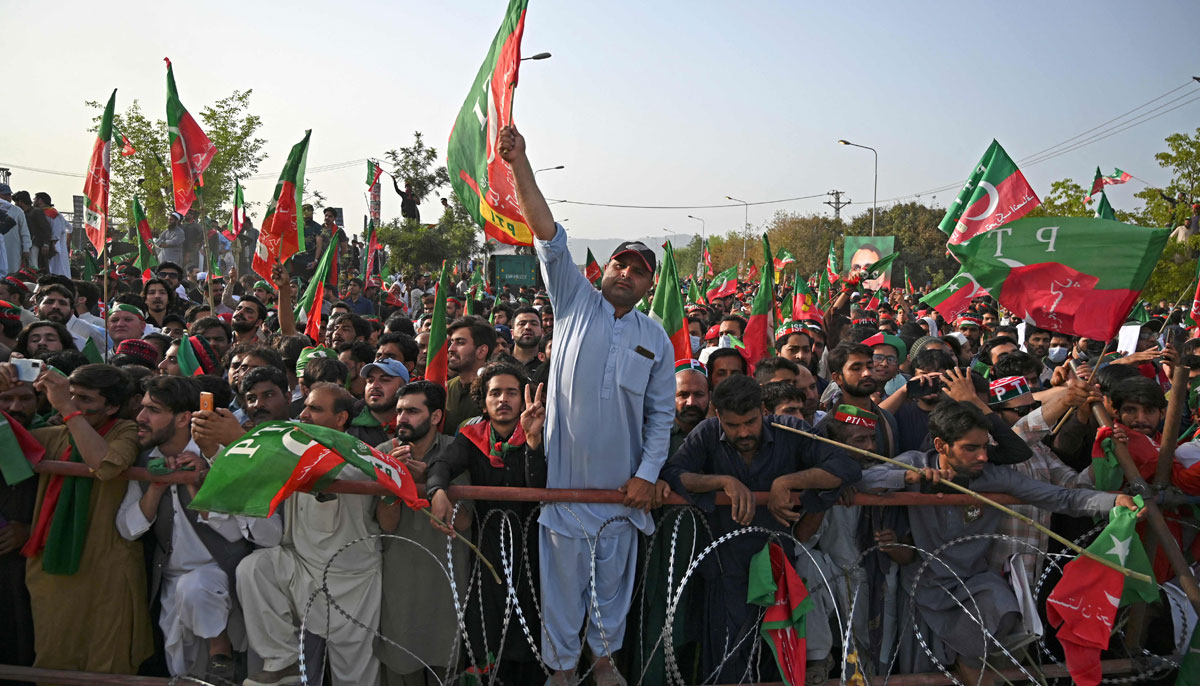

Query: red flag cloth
747 541 811 685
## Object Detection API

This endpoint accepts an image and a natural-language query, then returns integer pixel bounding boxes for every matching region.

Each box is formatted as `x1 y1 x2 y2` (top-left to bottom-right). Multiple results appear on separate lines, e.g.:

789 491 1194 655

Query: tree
86 90 267 238
1134 127 1200 229
376 196 478 276
383 131 450 203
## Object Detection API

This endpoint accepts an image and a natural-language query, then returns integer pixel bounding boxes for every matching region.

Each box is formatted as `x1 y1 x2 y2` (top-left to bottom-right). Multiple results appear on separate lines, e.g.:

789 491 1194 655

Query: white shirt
0 199 31 276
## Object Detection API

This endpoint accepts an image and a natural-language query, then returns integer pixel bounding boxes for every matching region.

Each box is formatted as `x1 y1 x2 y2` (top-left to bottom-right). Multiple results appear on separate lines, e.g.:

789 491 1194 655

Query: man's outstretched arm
498 125 557 242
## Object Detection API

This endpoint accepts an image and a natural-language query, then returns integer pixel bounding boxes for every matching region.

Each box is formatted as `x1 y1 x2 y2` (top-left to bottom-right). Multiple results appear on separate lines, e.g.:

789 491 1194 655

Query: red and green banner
425 260 452 388
747 260 759 283
923 216 1169 340
824 240 839 284
467 268 487 316
905 266 915 295
1093 189 1116 221
706 266 738 301
447 0 534 246
649 242 690 362
252 130 311 282
224 178 245 241
584 247 602 286
939 139 1040 245
702 238 714 276
1046 497 1156 686
112 124 136 157
362 219 382 277
164 58 217 216
773 247 796 272
366 160 385 187
128 196 158 283
295 229 340 342
1091 167 1132 196
0 410 44 486
743 234 775 367
177 335 205 377
190 420 428 518
793 276 823 322
82 89 116 257
747 541 813 686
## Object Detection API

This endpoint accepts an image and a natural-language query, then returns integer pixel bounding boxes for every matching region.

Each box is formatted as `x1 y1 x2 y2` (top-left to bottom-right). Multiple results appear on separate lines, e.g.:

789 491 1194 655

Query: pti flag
585 248 602 286
773 248 796 272
702 238 714 276
1046 497 1156 686
649 242 690 362
447 0 534 246
939 139 1040 245
824 240 839 283
128 196 158 283
425 260 453 388
706 266 738 301
82 89 116 256
190 421 428 518
743 234 775 367
366 160 385 187
225 178 246 241
923 216 1169 340
1091 167 1132 196
252 130 311 282
747 541 813 686
295 229 340 342
113 124 136 157
164 58 217 216
1093 189 1116 221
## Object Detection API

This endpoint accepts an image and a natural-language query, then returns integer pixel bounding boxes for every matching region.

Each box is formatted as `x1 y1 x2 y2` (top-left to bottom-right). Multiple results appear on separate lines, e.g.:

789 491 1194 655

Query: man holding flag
500 124 674 686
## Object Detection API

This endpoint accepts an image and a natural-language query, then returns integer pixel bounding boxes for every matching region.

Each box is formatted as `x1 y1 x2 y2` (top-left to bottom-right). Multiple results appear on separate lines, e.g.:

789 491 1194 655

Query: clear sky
5 0 1199 243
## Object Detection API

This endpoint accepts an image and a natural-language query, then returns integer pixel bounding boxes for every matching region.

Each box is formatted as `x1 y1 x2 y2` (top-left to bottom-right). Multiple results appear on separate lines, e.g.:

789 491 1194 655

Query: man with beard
442 317 496 434
142 278 176 330
819 342 901 457
793 366 824 424
157 212 186 266
347 358 410 447
22 364 153 676
328 312 369 346
190 317 231 363
425 364 547 684
230 295 267 345
13 321 75 359
375 332 418 378
879 347 956 453
502 125 674 686
191 366 292 458
0 365 40 675
240 382 383 686
375 380 471 683
774 322 815 369
37 283 105 352
116 377 273 681
662 374 860 683
511 305 544 372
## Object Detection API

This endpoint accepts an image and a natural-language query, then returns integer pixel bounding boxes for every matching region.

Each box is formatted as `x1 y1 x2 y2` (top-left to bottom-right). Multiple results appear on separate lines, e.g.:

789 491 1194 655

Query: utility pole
824 190 851 220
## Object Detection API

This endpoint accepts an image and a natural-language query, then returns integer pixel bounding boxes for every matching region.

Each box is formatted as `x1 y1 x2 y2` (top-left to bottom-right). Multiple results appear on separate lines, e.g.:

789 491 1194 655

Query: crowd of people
0 125 1196 686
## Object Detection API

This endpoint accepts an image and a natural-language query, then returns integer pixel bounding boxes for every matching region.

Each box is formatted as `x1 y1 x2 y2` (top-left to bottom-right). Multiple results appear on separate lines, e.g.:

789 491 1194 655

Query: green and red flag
923 216 1169 340
1093 189 1116 221
252 130 311 282
939 139 1040 246
447 0 534 246
82 89 117 256
823 240 839 284
128 196 158 283
1046 497 1156 686
649 242 690 362
0 410 44 486
467 268 487 316
862 252 898 285
425 260 452 388
905 266 915 295
747 541 813 686
743 234 775 367
1188 249 1200 328
366 160 385 188
164 58 217 216
189 420 428 518
702 238 714 276
295 229 340 342
224 178 245 241
362 219 380 277
793 276 823 322
584 247 602 286
773 247 796 272
112 124 136 157
1091 167 1132 196
747 259 759 283
176 335 206 377
706 266 738 301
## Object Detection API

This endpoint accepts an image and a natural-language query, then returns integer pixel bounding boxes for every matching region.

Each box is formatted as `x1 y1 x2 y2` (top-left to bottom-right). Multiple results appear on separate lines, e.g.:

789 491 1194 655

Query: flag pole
198 184 215 313
1165 276 1197 332
769 421 1153 583
101 228 110 363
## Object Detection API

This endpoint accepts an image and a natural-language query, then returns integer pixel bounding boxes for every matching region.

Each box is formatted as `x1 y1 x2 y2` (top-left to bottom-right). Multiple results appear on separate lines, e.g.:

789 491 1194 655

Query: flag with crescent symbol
939 139 1040 246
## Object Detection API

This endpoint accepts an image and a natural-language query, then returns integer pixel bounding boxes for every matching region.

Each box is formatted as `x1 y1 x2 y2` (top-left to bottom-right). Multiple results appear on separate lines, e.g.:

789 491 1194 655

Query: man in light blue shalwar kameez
500 125 675 686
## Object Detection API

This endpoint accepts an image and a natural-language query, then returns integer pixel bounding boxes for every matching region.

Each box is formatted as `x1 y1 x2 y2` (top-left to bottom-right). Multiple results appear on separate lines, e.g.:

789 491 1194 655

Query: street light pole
521 52 552 61
725 196 749 264
533 165 564 176
687 214 706 276
838 140 878 236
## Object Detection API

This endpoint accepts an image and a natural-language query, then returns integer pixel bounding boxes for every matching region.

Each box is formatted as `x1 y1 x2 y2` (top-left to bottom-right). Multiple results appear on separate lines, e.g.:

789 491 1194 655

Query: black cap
610 241 656 274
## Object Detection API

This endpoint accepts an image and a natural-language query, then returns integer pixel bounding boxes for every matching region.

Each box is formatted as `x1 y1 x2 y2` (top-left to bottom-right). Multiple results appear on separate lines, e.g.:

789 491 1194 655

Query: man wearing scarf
426 362 547 685
21 364 153 675
347 358 409 448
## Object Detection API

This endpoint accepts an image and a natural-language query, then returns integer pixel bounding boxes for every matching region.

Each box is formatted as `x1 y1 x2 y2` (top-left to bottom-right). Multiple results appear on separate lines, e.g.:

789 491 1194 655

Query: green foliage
378 197 478 275
383 132 450 203
86 90 266 236
1025 178 1093 219
1141 234 1200 304
1134 127 1200 229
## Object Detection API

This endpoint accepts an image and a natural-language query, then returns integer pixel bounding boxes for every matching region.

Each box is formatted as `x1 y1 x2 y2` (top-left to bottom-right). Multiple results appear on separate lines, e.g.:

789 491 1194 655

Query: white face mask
1046 346 1069 364
690 334 701 355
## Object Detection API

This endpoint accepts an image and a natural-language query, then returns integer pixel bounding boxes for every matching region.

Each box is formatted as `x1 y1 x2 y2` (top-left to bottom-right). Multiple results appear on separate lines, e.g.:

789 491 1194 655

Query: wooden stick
1049 340 1115 436
770 421 1153 583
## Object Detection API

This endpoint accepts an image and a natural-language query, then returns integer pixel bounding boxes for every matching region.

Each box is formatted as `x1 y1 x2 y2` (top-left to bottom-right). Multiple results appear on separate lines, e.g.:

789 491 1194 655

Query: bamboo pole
769 421 1153 583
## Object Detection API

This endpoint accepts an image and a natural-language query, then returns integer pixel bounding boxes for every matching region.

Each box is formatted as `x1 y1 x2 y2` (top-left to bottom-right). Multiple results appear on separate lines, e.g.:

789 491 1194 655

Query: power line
544 192 829 210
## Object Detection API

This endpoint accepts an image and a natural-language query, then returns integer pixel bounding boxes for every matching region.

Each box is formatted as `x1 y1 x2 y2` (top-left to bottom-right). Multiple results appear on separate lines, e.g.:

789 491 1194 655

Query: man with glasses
155 262 191 309
987 374 1092 589
863 332 907 397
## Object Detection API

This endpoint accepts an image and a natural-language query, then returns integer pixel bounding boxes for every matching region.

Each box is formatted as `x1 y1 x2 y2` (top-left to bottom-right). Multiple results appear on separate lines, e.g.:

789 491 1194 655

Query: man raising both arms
501 124 674 686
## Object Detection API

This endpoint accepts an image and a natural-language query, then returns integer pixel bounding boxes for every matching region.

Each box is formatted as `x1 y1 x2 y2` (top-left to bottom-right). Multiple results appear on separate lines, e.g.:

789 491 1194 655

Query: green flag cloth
922 216 1169 340
706 266 738 301
1178 621 1200 686
0 411 42 485
82 89 116 257
164 58 216 216
649 242 689 362
938 139 1040 245
1091 167 1132 196
425 261 452 388
252 129 311 282
744 234 775 365
1093 189 1116 221
190 421 428 517
747 541 813 685
584 248 602 286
